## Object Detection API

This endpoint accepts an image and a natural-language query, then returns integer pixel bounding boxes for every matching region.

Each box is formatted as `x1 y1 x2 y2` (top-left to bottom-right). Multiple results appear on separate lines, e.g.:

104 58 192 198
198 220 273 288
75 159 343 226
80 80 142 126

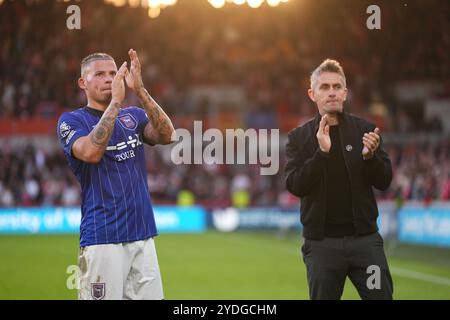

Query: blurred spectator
0 0 448 132
0 0 449 208
0 140 448 208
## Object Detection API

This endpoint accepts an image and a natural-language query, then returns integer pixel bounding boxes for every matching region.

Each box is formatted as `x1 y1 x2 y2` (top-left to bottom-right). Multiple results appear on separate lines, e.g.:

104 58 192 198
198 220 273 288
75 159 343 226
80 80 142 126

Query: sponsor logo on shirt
60 121 77 145
106 134 144 162
60 121 71 138
65 130 76 145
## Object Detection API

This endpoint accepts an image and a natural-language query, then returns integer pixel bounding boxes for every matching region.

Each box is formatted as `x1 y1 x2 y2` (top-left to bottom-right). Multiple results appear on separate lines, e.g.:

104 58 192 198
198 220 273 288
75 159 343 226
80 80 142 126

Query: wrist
109 100 122 109
136 86 146 96
319 146 329 154
363 153 374 160
318 148 329 157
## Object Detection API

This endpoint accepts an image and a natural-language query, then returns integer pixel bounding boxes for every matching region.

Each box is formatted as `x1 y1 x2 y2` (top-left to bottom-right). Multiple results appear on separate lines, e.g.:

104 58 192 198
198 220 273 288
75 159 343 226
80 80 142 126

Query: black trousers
301 232 393 300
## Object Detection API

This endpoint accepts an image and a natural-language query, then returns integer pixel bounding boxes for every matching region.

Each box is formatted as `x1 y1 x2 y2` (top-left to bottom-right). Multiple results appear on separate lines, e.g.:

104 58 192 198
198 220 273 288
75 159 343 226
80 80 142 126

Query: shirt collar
84 106 105 117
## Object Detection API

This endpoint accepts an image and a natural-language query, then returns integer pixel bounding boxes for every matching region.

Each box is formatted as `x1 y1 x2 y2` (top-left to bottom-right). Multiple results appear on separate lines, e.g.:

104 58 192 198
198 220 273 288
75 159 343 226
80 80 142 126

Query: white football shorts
78 237 164 300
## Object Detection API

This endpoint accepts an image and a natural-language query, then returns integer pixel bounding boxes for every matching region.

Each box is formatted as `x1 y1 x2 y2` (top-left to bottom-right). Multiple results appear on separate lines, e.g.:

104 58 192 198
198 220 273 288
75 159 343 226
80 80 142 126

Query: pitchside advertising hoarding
0 202 449 247
398 202 450 247
0 206 207 234
209 207 301 232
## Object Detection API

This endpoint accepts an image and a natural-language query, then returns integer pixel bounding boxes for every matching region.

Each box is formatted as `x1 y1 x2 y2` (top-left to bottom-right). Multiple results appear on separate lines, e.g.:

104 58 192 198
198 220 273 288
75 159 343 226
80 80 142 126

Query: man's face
308 71 348 115
78 59 117 104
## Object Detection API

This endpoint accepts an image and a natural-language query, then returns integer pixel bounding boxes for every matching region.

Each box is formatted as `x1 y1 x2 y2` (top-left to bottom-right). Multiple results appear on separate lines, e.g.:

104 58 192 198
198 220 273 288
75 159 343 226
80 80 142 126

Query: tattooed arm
125 49 175 146
137 88 175 145
72 62 128 164
71 102 121 163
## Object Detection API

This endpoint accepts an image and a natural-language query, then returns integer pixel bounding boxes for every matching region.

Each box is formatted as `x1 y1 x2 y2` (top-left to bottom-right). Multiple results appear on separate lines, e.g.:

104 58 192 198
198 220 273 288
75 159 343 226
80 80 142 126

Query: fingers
110 62 127 103
362 130 379 153
368 132 380 143
363 135 377 148
362 138 376 152
128 48 141 68
363 134 377 145
124 68 132 86
115 61 128 78
369 127 380 142
319 114 328 133
128 48 137 58
363 128 379 142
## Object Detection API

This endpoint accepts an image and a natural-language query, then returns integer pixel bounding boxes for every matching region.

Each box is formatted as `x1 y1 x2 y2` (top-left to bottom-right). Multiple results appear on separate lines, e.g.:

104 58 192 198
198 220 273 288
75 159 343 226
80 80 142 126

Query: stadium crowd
0 0 449 208
0 141 448 208
0 0 449 129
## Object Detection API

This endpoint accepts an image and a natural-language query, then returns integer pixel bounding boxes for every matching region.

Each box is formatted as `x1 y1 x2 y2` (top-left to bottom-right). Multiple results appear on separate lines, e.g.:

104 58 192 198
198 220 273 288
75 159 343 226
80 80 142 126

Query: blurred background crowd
0 0 449 208
1 140 449 208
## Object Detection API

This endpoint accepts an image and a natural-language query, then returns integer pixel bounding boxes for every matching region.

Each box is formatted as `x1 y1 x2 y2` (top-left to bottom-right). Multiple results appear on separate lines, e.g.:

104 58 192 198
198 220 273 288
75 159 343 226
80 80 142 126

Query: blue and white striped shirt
57 106 158 247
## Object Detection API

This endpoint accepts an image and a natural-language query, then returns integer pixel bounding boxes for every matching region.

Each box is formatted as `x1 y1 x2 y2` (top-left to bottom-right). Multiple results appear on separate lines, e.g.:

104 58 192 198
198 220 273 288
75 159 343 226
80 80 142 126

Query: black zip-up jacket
285 111 392 240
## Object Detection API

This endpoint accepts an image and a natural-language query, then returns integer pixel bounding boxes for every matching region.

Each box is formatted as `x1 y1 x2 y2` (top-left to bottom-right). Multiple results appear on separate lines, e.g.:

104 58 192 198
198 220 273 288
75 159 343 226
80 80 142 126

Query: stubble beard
324 103 343 115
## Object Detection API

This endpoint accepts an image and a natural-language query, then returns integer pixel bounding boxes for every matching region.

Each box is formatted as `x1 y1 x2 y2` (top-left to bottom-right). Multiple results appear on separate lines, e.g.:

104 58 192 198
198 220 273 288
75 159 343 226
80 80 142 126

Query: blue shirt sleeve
57 112 90 158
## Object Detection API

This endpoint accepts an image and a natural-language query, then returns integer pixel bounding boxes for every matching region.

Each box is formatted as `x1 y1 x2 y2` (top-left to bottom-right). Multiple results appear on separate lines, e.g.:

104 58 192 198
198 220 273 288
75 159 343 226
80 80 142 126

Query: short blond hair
310 59 346 89
80 53 114 76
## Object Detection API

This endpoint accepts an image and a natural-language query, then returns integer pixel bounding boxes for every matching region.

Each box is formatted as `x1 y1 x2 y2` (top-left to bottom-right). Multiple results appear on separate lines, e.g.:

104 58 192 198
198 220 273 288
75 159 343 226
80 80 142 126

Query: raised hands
124 49 144 93
111 61 128 104
362 128 380 159
317 114 331 153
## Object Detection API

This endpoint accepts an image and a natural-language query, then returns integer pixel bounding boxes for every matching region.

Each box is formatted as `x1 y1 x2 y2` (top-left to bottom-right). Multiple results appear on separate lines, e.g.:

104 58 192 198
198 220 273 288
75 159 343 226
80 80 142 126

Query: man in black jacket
285 59 393 300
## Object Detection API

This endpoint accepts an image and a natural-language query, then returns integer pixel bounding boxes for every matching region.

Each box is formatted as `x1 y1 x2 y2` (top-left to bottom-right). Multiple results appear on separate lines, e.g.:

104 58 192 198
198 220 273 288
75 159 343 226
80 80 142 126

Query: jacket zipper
338 124 356 233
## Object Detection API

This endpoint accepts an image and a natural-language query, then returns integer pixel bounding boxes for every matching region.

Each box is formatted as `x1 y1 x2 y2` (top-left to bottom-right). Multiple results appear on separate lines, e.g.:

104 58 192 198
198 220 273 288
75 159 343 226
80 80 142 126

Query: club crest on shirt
91 283 105 300
118 113 137 130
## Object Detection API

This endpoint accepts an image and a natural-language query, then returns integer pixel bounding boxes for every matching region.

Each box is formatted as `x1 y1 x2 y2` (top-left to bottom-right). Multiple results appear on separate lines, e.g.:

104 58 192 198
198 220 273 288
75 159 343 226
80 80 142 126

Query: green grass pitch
0 231 449 299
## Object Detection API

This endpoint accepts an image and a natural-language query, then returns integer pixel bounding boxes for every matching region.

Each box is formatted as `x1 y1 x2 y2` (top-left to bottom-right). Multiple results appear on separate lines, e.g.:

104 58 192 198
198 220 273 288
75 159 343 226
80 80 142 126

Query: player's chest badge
345 144 353 152
118 113 138 131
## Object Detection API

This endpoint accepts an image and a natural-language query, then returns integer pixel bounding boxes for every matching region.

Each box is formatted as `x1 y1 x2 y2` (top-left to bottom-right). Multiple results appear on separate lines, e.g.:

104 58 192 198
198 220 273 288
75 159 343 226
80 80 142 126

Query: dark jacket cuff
363 152 382 169
318 149 330 159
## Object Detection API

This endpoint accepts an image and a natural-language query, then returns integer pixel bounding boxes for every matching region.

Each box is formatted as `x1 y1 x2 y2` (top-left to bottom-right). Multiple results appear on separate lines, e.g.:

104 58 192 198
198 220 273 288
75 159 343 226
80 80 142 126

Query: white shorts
78 237 164 300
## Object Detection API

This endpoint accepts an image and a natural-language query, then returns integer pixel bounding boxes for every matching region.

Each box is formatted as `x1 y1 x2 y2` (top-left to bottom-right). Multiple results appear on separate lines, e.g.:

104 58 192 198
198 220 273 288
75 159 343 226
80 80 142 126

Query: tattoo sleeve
88 101 121 150
137 88 175 145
